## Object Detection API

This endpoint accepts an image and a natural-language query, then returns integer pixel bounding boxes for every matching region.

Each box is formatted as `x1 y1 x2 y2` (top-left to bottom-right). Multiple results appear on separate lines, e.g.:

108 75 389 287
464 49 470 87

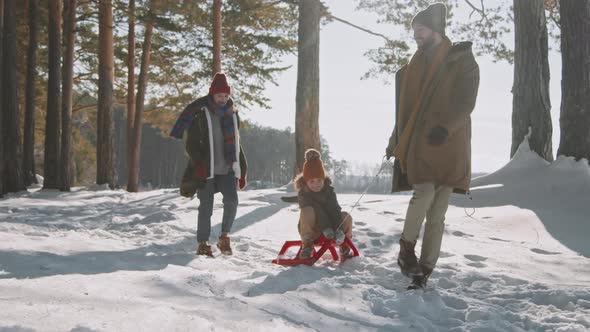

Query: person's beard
416 35 435 51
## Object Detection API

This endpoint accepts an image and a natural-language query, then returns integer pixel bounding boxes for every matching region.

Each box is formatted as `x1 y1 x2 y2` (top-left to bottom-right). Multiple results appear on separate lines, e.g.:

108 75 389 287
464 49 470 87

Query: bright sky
240 0 562 174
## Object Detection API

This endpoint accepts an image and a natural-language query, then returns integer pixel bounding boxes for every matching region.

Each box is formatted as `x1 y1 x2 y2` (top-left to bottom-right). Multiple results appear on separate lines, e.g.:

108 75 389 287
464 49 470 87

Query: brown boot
408 266 433 290
197 241 213 257
421 265 433 283
339 243 354 261
299 242 313 259
217 233 232 255
398 238 422 277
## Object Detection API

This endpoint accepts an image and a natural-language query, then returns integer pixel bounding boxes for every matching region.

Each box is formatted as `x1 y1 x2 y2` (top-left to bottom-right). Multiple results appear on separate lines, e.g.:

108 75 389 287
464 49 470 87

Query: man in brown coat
385 3 480 289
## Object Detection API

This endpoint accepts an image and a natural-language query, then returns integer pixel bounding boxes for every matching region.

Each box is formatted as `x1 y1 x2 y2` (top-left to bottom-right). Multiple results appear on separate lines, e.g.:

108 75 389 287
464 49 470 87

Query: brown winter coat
387 41 480 193
295 175 343 231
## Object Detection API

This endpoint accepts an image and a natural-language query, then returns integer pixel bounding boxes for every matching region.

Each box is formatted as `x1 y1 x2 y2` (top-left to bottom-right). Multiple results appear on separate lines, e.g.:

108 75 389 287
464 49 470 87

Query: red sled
271 235 360 266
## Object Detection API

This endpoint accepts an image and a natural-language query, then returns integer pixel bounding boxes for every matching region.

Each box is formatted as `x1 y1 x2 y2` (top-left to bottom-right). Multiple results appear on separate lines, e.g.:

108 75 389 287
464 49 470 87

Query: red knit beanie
303 149 326 181
209 72 232 96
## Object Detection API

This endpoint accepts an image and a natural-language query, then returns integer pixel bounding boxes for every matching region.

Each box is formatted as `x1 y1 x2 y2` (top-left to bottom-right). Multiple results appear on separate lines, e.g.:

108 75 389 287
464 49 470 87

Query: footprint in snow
440 293 468 309
464 254 487 262
235 243 250 252
371 239 382 246
395 218 405 222
489 237 511 242
439 251 455 258
364 199 385 204
464 255 488 268
355 221 367 226
531 248 561 255
356 242 368 249
452 231 473 238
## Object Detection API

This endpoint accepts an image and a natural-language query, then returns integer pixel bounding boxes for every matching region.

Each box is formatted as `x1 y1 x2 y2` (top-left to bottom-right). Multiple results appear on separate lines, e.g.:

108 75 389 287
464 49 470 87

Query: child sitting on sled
294 149 354 260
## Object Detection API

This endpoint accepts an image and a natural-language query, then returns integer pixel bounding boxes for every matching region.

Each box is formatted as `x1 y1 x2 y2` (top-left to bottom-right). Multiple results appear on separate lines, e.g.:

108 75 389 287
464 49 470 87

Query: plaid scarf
169 97 237 164
215 99 237 164
169 103 198 139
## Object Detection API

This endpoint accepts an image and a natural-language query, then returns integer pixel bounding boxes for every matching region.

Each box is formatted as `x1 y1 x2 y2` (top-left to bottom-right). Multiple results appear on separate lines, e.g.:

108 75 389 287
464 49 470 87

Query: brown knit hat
412 2 447 36
209 72 232 96
302 149 326 181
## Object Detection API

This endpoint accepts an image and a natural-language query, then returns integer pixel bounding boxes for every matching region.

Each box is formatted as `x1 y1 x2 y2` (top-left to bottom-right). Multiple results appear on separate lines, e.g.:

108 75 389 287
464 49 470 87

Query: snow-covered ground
1 141 589 332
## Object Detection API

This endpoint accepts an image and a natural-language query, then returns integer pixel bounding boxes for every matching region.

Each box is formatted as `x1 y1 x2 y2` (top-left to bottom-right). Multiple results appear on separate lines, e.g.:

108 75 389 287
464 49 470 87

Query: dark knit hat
302 149 326 181
412 2 447 35
209 72 232 96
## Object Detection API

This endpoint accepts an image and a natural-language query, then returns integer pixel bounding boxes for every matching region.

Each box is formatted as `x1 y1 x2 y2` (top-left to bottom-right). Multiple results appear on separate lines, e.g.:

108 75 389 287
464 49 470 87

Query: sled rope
333 156 478 232
336 156 391 232
464 191 476 218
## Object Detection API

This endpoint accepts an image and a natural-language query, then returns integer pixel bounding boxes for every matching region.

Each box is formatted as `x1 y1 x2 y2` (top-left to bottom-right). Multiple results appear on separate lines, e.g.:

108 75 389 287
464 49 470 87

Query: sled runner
272 235 359 266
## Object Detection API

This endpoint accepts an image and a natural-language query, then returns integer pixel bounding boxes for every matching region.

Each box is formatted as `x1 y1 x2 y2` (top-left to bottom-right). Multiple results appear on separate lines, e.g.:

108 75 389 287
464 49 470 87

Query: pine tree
126 0 136 191
128 0 156 192
59 0 77 191
43 0 62 190
97 0 117 188
212 0 222 75
2 0 25 193
511 0 552 161
295 0 321 174
23 0 40 186
557 0 590 161
0 0 5 197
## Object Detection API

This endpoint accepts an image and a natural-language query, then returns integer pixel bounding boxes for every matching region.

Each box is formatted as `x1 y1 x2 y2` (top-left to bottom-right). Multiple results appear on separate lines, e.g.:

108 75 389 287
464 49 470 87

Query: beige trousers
298 207 353 243
401 182 452 269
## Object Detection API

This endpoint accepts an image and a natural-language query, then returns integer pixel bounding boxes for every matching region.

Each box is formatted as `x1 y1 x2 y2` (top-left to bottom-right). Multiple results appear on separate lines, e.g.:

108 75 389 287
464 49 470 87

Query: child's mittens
335 230 345 245
322 228 345 244
322 228 335 240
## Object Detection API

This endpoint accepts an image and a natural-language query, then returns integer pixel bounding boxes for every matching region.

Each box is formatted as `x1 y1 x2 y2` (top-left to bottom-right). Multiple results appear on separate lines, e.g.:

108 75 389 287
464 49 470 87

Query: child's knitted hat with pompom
303 149 326 181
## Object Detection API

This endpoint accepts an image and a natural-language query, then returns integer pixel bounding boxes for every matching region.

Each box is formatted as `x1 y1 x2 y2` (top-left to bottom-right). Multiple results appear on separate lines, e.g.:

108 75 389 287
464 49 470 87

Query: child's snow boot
339 243 354 261
300 242 313 259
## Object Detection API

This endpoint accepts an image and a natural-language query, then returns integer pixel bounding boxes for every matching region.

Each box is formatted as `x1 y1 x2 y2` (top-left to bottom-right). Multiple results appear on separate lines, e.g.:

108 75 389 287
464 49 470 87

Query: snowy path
1 176 589 332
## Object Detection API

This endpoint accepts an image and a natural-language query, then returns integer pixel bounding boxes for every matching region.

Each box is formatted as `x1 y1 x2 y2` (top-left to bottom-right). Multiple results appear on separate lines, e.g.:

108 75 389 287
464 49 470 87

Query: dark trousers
196 172 238 242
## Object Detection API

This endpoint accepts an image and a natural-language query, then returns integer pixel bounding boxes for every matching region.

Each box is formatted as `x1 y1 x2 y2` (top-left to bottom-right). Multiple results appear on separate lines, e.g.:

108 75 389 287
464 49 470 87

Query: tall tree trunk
511 0 552 161
557 1 590 161
0 0 4 197
126 0 136 191
60 0 77 191
97 0 117 188
43 0 62 190
212 0 222 75
2 0 24 193
128 1 155 192
23 0 39 186
295 0 321 174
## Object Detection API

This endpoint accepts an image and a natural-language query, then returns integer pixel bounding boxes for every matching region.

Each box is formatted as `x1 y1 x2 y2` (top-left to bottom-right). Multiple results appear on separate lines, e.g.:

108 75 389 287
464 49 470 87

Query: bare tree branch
464 0 488 21
276 0 393 42
326 15 393 43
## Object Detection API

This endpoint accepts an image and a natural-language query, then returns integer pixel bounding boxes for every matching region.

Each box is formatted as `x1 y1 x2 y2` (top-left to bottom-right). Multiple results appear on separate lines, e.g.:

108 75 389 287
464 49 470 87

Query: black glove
428 126 448 146
385 146 394 160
